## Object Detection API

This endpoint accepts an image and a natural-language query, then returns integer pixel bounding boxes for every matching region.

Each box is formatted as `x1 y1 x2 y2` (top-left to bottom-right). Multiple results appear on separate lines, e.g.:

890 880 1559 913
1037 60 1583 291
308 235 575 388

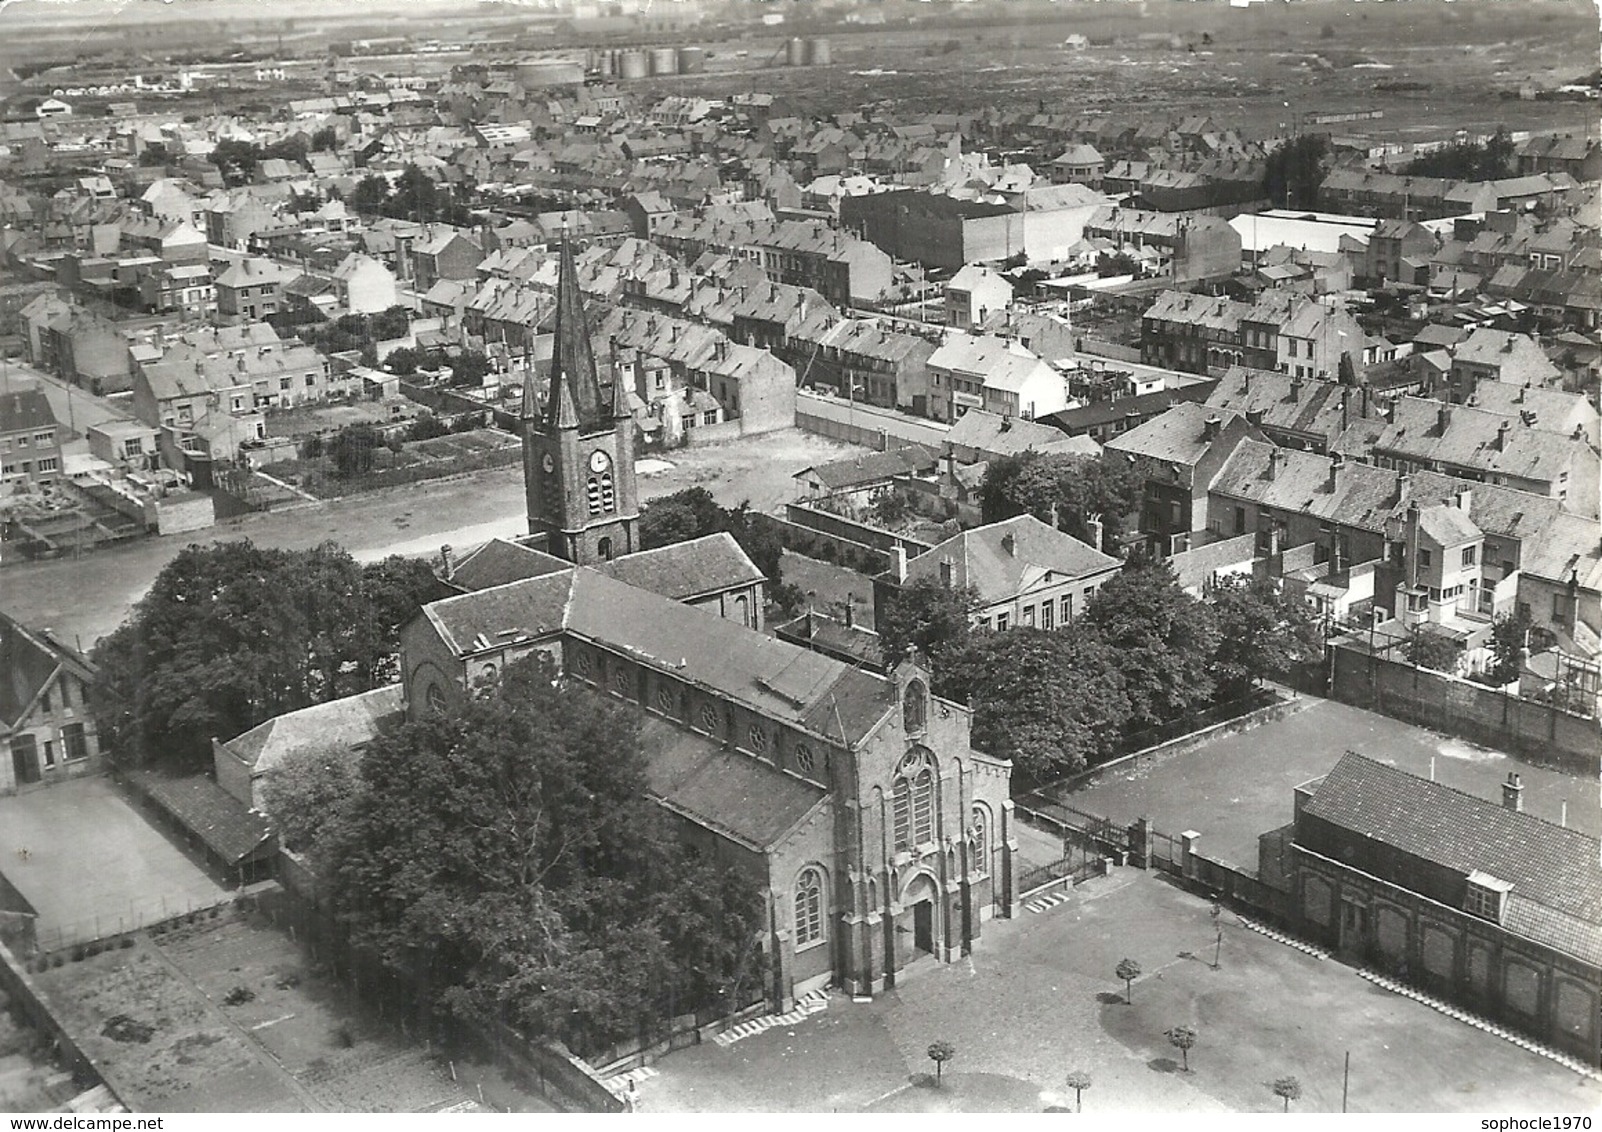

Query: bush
223 985 256 1006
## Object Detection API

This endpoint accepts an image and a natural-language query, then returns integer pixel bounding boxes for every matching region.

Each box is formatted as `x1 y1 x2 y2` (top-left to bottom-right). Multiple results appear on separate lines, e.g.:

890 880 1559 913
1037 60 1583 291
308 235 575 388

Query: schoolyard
1049 697 1600 868
633 871 1601 1113
0 776 229 949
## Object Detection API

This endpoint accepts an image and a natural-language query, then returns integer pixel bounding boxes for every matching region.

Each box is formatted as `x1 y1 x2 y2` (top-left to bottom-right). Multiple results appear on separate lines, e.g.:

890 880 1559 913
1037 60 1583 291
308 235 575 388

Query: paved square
1057 698 1600 867
634 871 1601 1113
0 776 229 948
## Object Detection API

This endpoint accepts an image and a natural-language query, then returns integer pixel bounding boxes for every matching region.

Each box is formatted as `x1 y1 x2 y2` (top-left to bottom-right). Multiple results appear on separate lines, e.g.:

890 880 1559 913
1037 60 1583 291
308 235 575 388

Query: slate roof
945 408 1100 459
1416 502 1481 548
906 513 1119 601
1206 367 1361 442
421 566 895 745
1040 382 1219 434
0 386 56 436
1372 397 1586 485
597 531 766 598
448 538 573 592
1303 752 1602 966
219 685 404 775
1104 401 1248 466
797 444 941 491
638 716 825 851
127 770 275 866
1209 438 1405 532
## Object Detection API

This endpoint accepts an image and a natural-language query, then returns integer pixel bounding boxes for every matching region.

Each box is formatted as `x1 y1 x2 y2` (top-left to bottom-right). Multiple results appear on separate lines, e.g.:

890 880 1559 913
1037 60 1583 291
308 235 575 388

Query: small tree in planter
1116 957 1141 1004
1273 1076 1302 1112
1166 1024 1197 1072
927 1040 956 1086
1064 1069 1092 1112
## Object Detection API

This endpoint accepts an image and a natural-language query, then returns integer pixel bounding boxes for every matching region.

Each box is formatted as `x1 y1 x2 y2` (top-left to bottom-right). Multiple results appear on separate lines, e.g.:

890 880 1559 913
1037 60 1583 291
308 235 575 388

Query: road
0 427 864 650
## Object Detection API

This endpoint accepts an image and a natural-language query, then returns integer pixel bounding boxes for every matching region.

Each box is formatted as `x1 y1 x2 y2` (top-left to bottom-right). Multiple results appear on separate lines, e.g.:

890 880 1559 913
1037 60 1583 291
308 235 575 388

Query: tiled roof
1209 438 1404 533
1041 382 1219 433
126 770 275 866
1416 502 1481 547
1303 752 1602 965
906 513 1119 602
797 444 940 491
1206 367 1360 442
638 716 825 851
220 685 403 774
597 532 766 599
0 386 56 436
1372 397 1586 485
448 538 572 592
945 408 1099 459
1104 401 1247 465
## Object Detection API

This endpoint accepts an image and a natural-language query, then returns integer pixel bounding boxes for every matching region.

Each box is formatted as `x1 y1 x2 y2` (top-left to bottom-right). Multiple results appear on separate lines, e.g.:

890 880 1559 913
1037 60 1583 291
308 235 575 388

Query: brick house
1 612 102 793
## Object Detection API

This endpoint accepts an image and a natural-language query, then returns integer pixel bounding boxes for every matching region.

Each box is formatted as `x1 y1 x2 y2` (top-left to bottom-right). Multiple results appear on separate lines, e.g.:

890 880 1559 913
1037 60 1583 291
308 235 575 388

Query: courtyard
633 870 1602 1113
1048 697 1600 868
0 776 229 950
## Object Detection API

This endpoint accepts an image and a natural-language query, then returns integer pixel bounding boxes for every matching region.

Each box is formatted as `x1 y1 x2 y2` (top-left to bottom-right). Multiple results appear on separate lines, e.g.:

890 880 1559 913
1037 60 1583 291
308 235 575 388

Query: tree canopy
978 452 1139 552
1263 135 1330 211
638 487 795 612
1404 128 1515 180
1208 575 1324 699
326 654 765 1051
1082 558 1219 729
876 576 979 671
91 542 446 771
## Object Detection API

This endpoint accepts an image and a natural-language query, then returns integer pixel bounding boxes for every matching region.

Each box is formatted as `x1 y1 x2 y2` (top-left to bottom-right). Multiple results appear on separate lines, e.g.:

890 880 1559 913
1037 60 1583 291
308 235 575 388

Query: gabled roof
1416 502 1481 548
906 513 1119 602
1104 401 1249 466
0 386 56 436
448 538 572 592
1302 752 1602 965
796 444 941 491
220 685 403 776
597 531 766 599
946 408 1100 459
126 770 275 866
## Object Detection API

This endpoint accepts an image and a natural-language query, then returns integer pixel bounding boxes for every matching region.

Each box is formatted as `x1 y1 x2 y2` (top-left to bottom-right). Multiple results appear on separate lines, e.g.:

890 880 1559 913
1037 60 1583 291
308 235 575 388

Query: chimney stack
1001 532 1016 557
1501 772 1523 813
1267 448 1282 481
1290 375 1303 402
440 544 454 581
1203 414 1222 441
1437 404 1451 434
1327 452 1345 492
1495 419 1510 451
843 594 855 629
1086 514 1104 551
1455 487 1472 513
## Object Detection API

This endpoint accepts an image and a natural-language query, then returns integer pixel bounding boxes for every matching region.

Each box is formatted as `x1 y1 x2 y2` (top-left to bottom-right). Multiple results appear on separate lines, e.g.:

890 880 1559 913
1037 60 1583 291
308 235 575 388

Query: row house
137 262 216 319
1080 208 1242 283
0 385 64 486
1205 366 1382 455
1447 328 1563 399
1515 134 1602 182
1 613 102 794
1317 170 1498 221
214 257 296 321
118 215 208 265
926 333 1064 424
1366 398 1599 518
785 317 937 415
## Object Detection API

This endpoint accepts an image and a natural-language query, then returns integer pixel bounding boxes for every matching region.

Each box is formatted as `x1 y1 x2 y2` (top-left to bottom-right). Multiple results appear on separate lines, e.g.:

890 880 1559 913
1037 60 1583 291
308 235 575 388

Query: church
398 241 1018 1010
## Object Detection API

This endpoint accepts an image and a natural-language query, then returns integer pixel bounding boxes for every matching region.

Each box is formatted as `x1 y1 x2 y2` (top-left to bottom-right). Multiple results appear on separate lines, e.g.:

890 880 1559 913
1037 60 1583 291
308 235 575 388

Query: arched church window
970 805 989 876
902 679 928 733
794 867 825 947
425 683 446 714
892 748 937 852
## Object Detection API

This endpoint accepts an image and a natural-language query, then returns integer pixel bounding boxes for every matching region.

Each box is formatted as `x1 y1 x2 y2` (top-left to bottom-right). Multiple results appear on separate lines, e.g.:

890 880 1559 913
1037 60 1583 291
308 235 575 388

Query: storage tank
514 59 585 88
808 37 831 66
787 37 807 66
596 50 615 77
677 45 705 74
618 51 649 80
649 46 678 76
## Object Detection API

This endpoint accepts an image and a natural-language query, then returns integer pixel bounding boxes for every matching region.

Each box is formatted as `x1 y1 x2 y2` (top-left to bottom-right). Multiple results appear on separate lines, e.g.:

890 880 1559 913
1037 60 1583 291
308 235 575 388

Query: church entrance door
913 899 934 955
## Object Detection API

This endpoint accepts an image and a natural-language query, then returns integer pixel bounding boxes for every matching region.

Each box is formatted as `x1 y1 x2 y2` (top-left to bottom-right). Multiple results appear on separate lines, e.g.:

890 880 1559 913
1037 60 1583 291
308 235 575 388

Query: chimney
1341 387 1351 431
1242 370 1251 393
1203 415 1222 442
1501 772 1523 813
1267 448 1282 481
1086 514 1103 551
1574 424 1586 441
843 594 855 629
1290 375 1302 402
1495 419 1510 451
1516 382 1528 404
1000 532 1016 557
440 544 454 581
893 544 908 583
1327 452 1344 492
1437 404 1451 435
1455 487 1472 513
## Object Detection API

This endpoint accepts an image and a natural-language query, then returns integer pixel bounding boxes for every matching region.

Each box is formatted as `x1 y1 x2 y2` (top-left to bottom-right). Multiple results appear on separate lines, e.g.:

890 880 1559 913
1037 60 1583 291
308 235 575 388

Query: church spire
543 236 604 431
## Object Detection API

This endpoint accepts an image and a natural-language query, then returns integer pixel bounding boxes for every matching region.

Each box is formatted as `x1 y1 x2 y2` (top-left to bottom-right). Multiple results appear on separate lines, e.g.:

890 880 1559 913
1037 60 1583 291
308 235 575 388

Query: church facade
397 240 1019 1010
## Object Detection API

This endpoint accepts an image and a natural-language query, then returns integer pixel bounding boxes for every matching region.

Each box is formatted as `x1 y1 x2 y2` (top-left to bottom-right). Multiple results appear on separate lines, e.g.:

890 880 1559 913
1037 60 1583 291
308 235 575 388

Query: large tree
326 655 764 1049
939 629 1130 780
1082 559 1220 729
1208 575 1324 699
876 576 979 670
978 452 1139 552
1486 607 1533 686
1263 135 1330 211
91 541 444 771
638 487 790 601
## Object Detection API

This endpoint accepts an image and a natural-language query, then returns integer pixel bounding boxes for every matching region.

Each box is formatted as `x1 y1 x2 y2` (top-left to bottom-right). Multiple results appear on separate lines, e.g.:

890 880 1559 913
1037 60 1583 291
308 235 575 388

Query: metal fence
1016 846 1105 900
24 893 241 959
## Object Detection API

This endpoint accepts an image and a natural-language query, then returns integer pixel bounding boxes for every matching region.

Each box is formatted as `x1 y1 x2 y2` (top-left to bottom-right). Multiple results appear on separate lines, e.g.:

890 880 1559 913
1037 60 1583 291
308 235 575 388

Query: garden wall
1329 643 1600 774
0 938 130 1108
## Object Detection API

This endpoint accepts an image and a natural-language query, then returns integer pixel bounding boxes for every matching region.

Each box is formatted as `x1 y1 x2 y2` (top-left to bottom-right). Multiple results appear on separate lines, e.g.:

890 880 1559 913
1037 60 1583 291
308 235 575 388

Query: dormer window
1464 870 1512 924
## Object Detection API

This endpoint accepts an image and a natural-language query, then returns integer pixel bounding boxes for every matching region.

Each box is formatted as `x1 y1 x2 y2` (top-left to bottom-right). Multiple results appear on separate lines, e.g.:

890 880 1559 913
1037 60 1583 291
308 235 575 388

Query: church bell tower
522 238 639 564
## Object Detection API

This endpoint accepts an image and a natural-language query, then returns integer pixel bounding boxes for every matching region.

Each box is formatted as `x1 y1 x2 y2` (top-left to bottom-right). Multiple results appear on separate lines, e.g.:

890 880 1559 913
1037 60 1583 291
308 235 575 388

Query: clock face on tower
589 450 612 473
541 452 555 474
